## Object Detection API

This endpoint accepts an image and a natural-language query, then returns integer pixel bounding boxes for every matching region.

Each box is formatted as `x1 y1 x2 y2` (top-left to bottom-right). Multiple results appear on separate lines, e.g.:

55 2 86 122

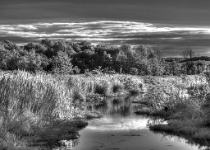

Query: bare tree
182 47 195 59
154 49 162 62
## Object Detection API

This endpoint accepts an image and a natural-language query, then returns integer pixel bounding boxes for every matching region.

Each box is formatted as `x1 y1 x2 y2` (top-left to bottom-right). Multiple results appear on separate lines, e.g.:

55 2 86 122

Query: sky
1 0 210 56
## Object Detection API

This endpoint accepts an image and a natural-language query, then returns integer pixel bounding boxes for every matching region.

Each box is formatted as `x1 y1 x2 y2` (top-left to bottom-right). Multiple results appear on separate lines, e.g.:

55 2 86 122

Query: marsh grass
67 74 144 98
0 71 145 149
129 89 141 96
149 118 210 146
0 132 30 150
136 74 210 146
94 82 109 96
0 71 74 122
32 119 87 147
0 71 80 149
64 74 145 120
112 82 124 93
1 70 210 148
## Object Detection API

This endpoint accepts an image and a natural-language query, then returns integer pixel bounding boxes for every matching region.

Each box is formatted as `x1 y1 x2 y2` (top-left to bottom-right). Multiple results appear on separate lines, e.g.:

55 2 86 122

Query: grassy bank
0 71 85 149
3 70 210 148
0 71 145 149
135 74 210 146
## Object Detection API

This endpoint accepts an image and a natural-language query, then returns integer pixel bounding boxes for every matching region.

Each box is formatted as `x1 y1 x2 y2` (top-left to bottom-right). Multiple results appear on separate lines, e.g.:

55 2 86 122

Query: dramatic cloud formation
1 21 210 56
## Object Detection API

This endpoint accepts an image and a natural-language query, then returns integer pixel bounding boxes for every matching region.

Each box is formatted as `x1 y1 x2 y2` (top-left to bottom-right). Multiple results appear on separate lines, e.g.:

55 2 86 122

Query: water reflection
47 95 210 150
86 116 149 131
70 96 209 150
87 96 142 116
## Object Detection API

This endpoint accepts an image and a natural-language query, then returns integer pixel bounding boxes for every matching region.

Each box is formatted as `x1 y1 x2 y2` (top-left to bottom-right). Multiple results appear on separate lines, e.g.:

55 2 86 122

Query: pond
55 96 208 150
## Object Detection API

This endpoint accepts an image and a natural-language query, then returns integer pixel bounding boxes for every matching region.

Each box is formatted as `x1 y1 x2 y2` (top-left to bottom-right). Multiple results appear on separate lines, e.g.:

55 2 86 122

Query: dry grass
0 71 77 149
140 74 208 110
66 74 145 98
0 71 145 149
0 71 74 125
138 74 210 146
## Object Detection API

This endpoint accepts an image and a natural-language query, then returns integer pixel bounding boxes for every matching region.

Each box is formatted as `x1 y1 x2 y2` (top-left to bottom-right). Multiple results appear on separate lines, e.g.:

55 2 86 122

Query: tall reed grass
0 71 145 149
0 71 75 137
66 74 145 98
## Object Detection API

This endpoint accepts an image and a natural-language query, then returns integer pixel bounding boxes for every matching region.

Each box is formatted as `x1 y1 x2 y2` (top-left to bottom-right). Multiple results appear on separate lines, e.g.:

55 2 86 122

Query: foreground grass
0 71 84 149
135 74 210 146
0 71 145 149
3 70 210 148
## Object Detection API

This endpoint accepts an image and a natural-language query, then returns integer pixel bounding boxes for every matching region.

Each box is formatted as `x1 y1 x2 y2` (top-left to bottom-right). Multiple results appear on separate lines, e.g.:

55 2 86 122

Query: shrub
112 82 124 93
72 90 85 103
130 67 139 75
123 76 143 90
193 128 210 141
86 93 106 106
94 82 109 96
129 89 140 96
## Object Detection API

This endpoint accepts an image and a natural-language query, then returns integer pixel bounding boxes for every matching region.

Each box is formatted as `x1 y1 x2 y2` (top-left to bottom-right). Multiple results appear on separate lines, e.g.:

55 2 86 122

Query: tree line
0 39 209 75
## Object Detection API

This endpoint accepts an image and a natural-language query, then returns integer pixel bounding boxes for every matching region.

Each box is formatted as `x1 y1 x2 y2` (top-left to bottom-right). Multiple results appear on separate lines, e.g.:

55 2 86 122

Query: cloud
0 24 37 31
0 20 210 56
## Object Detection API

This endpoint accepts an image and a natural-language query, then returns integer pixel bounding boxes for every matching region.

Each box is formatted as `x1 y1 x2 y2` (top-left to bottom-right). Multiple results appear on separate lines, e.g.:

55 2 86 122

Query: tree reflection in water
53 95 209 150
86 96 142 117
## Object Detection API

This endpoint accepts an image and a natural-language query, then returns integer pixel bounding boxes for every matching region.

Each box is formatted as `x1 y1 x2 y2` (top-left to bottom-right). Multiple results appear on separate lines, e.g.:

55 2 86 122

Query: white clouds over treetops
0 21 210 56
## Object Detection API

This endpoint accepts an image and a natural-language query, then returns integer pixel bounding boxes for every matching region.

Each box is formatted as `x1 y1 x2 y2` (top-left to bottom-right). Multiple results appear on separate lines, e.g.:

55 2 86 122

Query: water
57 96 208 150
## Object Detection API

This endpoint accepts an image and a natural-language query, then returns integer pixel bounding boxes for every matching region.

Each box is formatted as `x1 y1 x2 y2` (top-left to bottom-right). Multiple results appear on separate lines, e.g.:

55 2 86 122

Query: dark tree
182 47 195 59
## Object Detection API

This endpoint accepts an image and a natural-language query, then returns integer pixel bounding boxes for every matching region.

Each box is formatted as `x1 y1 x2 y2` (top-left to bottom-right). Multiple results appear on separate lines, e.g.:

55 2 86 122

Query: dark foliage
0 39 210 75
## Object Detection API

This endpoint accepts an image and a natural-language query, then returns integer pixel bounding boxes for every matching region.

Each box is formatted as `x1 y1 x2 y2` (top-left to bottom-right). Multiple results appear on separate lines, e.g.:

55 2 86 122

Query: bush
130 67 139 75
72 90 85 103
94 82 109 96
112 82 124 93
129 89 141 96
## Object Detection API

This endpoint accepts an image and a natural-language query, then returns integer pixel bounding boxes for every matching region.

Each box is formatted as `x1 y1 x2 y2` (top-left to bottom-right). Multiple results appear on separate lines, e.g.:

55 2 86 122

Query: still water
57 96 207 150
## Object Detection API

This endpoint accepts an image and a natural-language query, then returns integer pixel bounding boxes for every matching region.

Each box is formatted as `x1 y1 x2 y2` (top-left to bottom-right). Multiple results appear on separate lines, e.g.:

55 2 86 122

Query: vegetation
135 73 210 146
0 71 82 149
0 70 145 149
1 40 210 76
1 39 210 148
